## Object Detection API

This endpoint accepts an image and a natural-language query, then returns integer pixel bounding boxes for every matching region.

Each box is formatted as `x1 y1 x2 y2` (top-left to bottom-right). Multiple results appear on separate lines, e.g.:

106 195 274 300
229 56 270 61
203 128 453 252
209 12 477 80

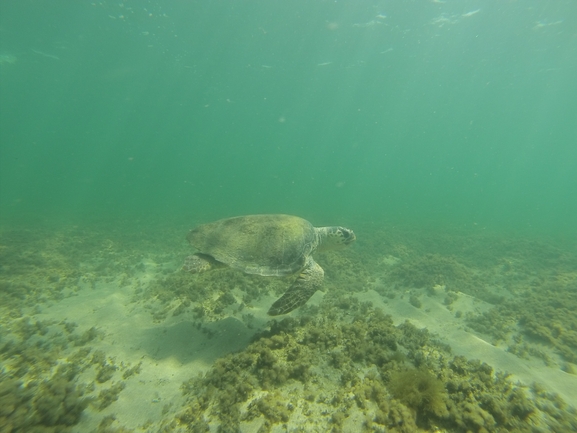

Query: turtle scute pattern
186 215 318 277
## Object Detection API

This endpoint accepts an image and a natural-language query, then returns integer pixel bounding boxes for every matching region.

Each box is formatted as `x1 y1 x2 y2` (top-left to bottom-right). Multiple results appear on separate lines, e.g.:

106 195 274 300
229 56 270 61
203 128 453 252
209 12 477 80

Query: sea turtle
182 214 356 315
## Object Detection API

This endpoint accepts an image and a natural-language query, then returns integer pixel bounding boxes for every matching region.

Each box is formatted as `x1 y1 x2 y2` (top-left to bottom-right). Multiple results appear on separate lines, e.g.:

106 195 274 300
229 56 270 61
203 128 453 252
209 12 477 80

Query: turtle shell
187 214 318 276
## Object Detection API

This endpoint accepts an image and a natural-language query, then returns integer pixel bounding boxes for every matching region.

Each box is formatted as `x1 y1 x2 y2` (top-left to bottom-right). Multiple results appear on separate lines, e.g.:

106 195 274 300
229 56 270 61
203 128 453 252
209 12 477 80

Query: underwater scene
1 1 576 432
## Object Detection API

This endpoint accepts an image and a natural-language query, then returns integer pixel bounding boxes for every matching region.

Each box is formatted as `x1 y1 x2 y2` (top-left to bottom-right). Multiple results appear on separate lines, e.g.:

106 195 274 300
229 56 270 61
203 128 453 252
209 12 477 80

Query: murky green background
1 0 576 234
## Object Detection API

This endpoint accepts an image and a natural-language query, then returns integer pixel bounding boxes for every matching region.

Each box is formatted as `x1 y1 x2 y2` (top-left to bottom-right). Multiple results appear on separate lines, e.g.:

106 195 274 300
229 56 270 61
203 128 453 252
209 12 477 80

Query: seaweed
174 300 577 432
386 253 476 292
2 220 577 432
388 368 449 418
0 366 89 432
97 382 126 410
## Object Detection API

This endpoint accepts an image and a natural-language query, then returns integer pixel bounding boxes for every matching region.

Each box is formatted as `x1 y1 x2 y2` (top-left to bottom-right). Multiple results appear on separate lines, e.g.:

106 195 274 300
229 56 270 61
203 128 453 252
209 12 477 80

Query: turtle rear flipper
182 254 224 273
267 257 324 316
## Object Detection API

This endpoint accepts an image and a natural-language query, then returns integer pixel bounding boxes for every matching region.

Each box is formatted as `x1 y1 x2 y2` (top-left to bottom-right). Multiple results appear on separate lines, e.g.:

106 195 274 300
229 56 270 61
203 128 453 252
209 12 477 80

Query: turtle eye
341 229 355 243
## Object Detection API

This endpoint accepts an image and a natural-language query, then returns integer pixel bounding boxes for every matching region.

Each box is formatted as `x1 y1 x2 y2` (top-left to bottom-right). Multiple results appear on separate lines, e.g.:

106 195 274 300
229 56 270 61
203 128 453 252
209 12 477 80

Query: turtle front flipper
268 257 324 316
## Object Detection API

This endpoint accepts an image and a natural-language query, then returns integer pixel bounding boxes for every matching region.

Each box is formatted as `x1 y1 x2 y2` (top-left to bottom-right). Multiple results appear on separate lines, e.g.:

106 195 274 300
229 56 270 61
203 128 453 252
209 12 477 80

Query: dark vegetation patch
173 301 576 433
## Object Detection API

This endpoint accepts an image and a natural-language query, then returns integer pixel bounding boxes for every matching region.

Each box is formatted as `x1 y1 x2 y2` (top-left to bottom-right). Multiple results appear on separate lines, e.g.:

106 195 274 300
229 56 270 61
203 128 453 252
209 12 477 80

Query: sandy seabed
1 221 576 432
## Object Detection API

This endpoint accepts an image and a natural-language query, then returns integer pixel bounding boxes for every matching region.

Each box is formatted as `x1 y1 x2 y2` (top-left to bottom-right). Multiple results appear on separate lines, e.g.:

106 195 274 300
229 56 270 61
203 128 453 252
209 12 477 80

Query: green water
1 3 577 431
1 0 576 234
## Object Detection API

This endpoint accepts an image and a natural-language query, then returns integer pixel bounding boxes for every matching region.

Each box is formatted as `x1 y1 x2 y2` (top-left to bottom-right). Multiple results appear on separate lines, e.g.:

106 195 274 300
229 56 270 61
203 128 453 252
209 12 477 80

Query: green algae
2 222 577 432
389 368 449 418
174 300 576 432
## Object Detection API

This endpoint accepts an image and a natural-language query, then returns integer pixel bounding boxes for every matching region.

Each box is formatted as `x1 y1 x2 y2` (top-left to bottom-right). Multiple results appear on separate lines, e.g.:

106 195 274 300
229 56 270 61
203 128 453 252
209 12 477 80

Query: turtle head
317 226 356 251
